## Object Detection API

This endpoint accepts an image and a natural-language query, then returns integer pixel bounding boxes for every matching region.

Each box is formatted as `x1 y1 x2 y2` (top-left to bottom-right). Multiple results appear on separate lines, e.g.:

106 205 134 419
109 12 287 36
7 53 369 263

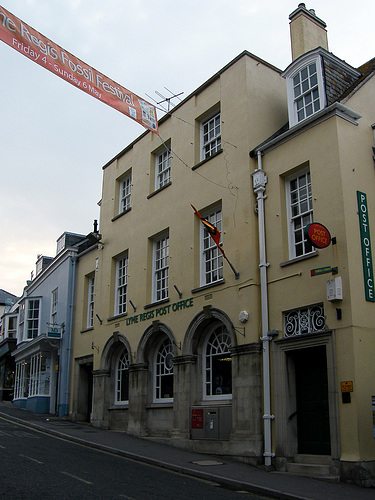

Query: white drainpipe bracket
259 262 270 269
263 414 275 420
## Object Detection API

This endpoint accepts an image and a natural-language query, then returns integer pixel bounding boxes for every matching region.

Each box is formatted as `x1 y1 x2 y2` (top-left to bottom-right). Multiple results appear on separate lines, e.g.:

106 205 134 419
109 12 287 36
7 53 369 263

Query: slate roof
339 56 375 101
0 289 17 305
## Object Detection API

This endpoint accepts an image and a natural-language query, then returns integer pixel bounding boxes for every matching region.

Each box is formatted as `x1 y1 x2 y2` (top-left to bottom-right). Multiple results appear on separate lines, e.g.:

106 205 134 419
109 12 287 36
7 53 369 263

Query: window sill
108 404 129 410
146 402 173 409
112 207 131 222
192 149 223 170
144 298 170 310
198 399 232 406
280 251 318 267
202 395 233 402
147 181 172 199
191 279 225 294
107 313 127 322
80 327 94 334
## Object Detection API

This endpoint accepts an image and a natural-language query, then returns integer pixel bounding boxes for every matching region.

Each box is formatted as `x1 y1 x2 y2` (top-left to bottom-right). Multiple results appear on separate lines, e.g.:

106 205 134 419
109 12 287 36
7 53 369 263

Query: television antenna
146 87 184 112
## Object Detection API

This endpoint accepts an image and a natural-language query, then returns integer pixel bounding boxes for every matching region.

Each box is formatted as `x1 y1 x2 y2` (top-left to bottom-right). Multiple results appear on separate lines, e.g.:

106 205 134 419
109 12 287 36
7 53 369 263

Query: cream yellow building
70 47 287 460
249 4 375 486
70 4 375 486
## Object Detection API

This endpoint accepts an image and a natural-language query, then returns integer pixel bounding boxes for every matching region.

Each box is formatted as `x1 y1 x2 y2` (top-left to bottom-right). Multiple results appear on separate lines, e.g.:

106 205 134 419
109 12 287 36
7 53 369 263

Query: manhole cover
191 460 224 466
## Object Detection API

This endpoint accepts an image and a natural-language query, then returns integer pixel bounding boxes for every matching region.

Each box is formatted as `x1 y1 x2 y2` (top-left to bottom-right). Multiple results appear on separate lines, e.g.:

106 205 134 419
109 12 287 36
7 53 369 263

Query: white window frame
18 303 25 342
155 148 171 190
115 253 128 316
285 54 326 128
154 338 174 403
51 288 58 325
152 232 169 303
56 234 66 254
200 206 223 286
286 168 314 260
36 259 43 276
200 111 221 161
26 353 51 397
203 324 232 401
29 353 41 397
26 298 41 339
7 315 17 338
119 172 132 214
14 362 27 399
87 275 95 328
115 348 130 404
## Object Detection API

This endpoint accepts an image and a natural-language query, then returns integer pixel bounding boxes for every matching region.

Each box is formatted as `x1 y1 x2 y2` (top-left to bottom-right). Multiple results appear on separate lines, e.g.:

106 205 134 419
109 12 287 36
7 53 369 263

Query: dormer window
293 62 320 122
283 52 326 128
56 234 66 255
283 47 362 130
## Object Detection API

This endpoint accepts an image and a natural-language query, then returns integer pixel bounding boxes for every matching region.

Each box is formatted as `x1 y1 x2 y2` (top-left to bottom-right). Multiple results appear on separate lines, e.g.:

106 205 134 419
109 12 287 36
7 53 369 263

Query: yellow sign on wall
341 381 353 393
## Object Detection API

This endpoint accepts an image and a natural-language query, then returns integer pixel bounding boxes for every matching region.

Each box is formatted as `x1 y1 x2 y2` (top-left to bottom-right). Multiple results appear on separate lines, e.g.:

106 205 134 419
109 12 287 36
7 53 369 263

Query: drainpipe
252 151 275 467
58 253 77 417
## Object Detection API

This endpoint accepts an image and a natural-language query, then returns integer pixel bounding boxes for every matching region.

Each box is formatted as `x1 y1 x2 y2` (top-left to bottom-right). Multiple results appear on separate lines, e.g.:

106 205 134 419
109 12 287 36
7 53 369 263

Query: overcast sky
1 0 374 296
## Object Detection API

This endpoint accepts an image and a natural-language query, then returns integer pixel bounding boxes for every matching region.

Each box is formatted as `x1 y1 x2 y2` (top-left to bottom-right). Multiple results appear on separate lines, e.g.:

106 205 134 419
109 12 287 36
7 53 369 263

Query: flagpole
191 203 239 279
224 255 240 280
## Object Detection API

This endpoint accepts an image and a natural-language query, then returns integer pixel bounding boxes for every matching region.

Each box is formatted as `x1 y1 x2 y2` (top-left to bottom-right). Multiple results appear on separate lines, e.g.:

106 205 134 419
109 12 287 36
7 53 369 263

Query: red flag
191 204 225 257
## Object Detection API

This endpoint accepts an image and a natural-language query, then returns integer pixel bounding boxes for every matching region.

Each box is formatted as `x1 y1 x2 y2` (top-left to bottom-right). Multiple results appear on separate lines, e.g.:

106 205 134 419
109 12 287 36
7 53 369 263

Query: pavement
0 401 374 500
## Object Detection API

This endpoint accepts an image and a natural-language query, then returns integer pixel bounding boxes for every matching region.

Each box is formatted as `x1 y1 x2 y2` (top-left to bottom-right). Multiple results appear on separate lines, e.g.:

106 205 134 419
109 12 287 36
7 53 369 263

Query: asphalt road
0 417 271 500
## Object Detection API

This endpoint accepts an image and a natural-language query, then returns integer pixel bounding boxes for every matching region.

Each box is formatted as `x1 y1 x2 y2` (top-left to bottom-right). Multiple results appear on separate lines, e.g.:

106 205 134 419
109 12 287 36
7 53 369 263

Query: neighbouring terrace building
0 289 19 400
12 230 99 416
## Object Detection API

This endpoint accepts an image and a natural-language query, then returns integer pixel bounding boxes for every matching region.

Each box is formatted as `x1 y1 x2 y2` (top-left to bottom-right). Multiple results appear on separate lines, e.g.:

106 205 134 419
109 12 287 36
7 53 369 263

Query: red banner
0 5 158 133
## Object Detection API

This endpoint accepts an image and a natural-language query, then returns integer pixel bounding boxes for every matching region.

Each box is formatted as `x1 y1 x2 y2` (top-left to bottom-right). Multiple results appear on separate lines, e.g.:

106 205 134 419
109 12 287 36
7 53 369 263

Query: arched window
154 339 173 402
115 348 130 404
204 325 232 400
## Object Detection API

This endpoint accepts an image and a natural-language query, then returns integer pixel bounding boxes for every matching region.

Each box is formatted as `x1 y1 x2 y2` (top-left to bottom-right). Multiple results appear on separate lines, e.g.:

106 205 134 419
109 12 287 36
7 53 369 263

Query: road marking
0 429 40 438
0 444 6 449
13 430 40 438
19 454 43 464
0 430 12 436
61 471 93 485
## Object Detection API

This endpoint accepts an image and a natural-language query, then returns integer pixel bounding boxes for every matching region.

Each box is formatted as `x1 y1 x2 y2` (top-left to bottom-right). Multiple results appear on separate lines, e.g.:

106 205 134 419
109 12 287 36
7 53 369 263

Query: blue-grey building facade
12 231 99 416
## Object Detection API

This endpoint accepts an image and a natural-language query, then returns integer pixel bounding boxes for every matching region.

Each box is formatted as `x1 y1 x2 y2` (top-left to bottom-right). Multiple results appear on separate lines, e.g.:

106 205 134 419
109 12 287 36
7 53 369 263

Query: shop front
0 338 16 401
13 336 59 414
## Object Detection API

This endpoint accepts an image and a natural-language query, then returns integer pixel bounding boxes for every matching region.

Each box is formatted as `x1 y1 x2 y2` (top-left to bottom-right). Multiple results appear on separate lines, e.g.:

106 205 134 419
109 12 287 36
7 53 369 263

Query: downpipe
252 151 275 467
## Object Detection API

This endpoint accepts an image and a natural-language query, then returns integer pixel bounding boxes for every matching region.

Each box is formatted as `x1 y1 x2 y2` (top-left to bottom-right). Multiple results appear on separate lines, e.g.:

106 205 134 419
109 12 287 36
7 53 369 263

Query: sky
1 0 374 296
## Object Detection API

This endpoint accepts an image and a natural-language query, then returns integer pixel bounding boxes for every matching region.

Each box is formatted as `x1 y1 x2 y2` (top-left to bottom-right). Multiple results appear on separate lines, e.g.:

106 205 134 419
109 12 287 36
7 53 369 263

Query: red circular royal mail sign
305 223 331 249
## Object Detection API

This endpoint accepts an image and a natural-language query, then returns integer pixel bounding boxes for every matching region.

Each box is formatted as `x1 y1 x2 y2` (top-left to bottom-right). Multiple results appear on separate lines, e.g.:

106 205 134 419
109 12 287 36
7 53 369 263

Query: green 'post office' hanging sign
357 191 375 302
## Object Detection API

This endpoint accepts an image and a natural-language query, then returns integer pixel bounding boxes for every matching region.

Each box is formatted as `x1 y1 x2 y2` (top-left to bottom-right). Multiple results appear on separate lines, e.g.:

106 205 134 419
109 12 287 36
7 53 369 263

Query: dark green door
295 346 331 455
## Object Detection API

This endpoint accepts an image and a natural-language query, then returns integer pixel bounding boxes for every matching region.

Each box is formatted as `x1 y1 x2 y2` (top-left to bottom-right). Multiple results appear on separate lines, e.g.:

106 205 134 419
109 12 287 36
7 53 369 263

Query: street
0 418 270 499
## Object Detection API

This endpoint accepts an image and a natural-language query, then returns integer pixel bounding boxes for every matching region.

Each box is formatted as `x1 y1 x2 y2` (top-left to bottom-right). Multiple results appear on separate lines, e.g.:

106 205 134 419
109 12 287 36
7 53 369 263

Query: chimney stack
289 4 328 60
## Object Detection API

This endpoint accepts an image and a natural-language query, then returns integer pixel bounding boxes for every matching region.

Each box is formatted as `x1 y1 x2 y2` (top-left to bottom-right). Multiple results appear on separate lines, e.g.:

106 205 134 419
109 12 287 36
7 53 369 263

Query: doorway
294 346 331 455
78 362 93 422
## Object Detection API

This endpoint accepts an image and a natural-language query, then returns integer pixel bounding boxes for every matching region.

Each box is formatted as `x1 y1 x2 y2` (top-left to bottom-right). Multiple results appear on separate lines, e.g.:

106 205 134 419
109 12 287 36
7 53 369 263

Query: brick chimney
289 3 328 60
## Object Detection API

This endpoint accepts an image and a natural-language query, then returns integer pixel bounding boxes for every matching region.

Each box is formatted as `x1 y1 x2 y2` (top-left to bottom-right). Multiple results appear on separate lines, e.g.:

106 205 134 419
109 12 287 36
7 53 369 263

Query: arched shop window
204 325 232 400
115 348 130 404
154 338 174 402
